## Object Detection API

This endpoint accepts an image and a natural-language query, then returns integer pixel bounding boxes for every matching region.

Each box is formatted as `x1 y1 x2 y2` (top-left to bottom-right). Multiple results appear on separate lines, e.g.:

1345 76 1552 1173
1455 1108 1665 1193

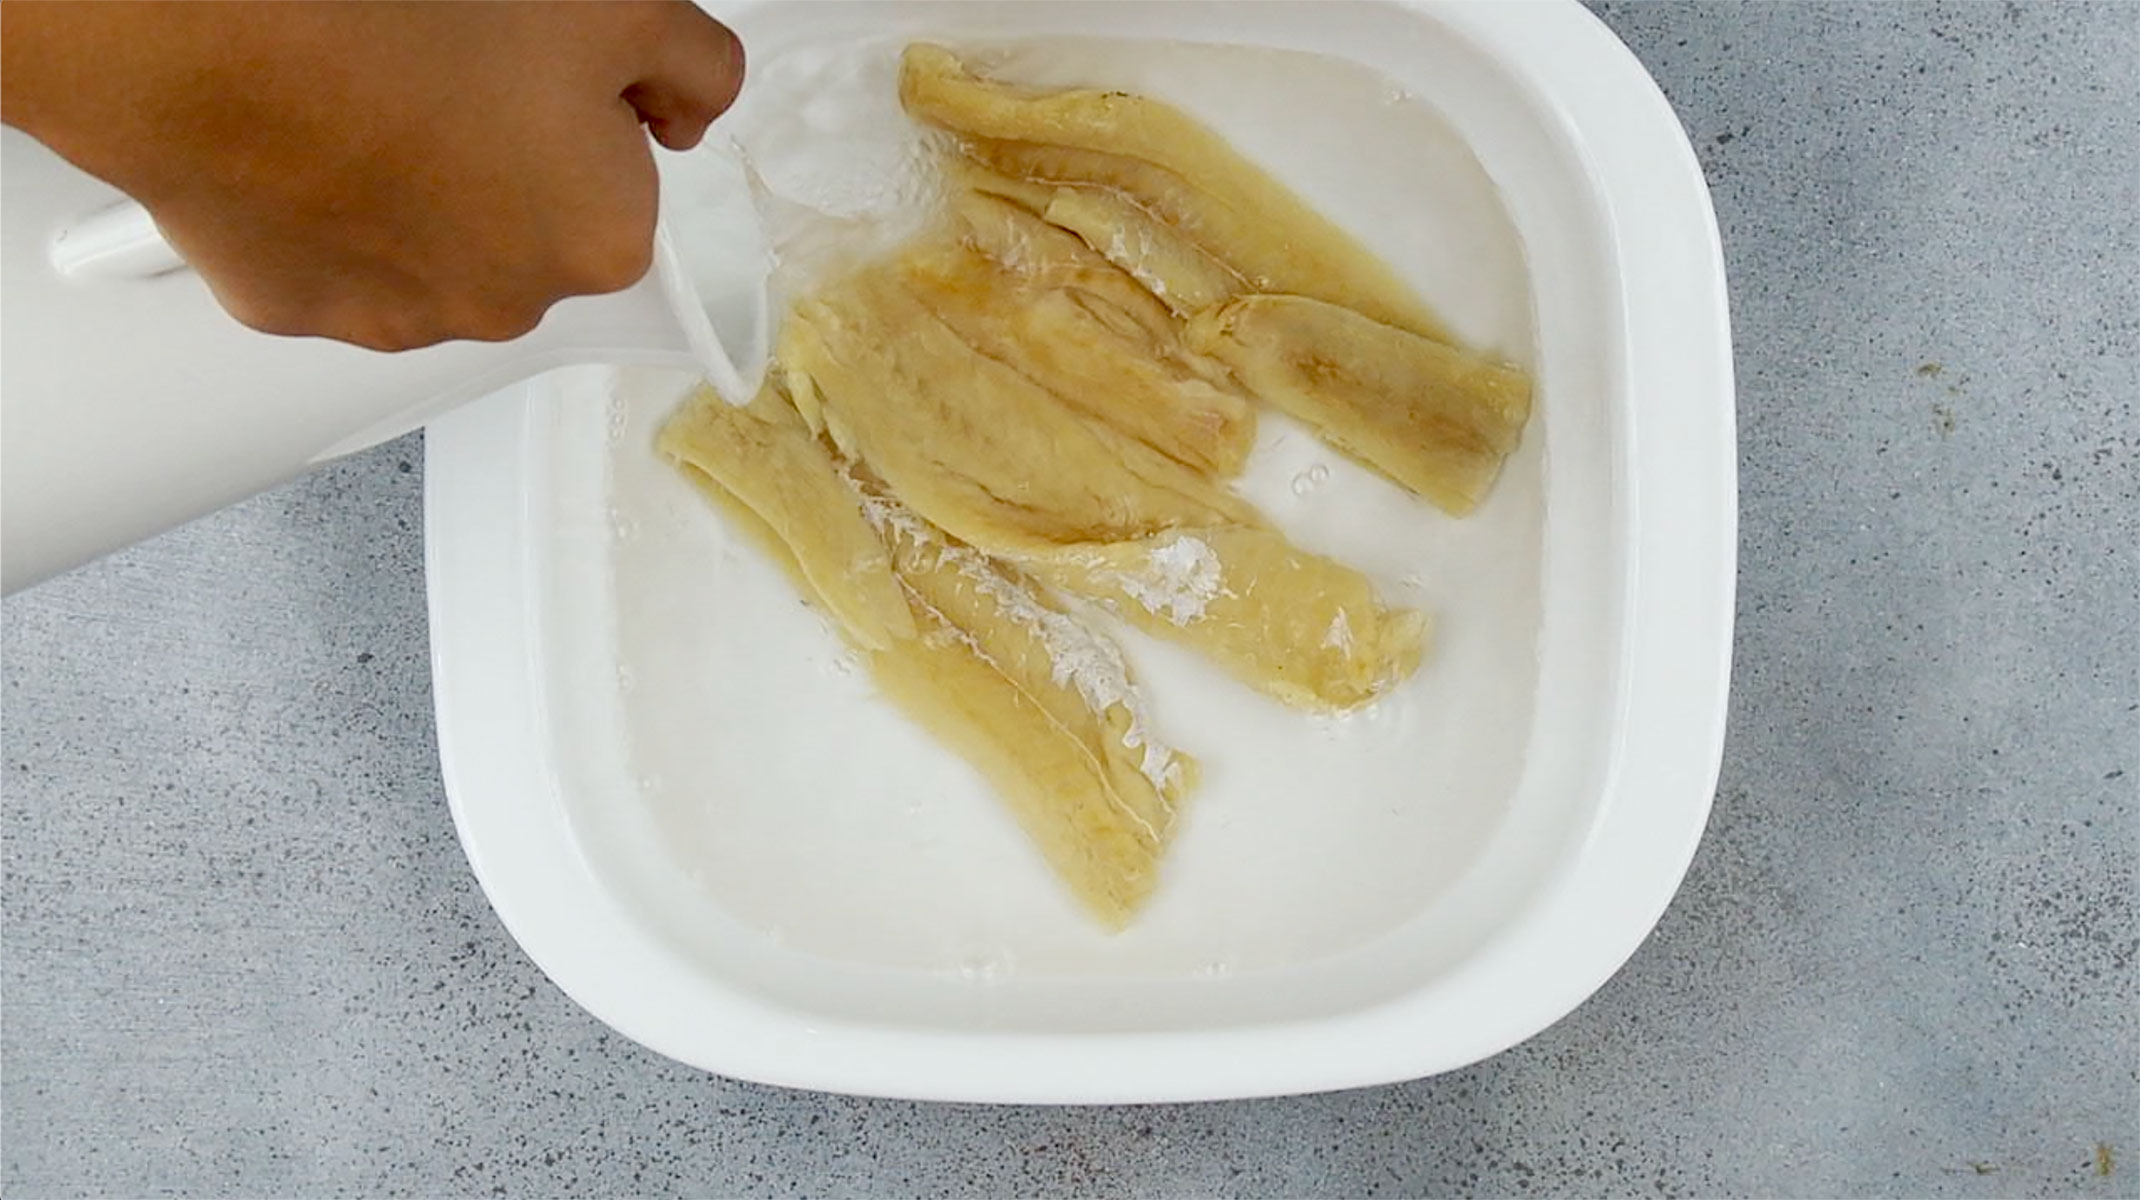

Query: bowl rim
425 0 1734 1103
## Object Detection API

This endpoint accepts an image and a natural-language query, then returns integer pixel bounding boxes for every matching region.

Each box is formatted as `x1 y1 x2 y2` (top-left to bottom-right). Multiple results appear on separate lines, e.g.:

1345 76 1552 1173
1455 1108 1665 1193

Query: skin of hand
0 0 745 351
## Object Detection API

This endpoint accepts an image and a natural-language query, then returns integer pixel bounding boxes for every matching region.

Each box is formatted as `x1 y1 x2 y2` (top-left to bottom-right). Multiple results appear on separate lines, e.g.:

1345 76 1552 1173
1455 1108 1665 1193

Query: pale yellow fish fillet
945 157 1243 318
655 383 915 650
945 154 1061 216
1029 527 1429 713
898 236 1256 477
899 43 1448 341
1185 294 1533 516
866 627 1172 928
945 184 1179 347
862 488 1192 925
1040 185 1245 318
948 183 1258 413
658 386 1192 927
776 262 1259 558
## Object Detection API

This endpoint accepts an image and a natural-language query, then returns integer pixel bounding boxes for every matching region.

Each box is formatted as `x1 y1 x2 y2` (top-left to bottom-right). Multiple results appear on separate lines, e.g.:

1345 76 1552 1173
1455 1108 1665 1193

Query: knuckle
563 228 655 296
346 320 447 353
366 328 448 353
449 299 548 344
219 293 314 341
217 285 443 352
232 309 310 340
320 302 450 353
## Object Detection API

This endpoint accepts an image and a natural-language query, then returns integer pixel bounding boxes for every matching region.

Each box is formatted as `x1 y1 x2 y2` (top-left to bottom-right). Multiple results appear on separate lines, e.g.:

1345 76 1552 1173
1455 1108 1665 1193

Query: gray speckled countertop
4 4 2136 1197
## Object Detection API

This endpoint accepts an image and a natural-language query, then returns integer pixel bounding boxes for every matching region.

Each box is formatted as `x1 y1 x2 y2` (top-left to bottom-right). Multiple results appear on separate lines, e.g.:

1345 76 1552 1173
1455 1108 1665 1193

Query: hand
1 1 745 350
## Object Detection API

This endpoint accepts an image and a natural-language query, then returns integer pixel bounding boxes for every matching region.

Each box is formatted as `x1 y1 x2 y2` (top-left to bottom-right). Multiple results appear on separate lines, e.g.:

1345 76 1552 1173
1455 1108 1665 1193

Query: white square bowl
424 0 1734 1102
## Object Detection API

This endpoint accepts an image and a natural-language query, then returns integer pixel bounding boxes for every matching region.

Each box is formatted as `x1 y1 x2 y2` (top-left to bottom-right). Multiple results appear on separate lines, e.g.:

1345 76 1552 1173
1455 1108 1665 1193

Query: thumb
623 5 745 150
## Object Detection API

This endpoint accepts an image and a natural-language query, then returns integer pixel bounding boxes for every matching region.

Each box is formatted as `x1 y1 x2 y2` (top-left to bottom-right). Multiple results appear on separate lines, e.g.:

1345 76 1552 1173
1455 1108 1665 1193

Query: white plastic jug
0 125 749 593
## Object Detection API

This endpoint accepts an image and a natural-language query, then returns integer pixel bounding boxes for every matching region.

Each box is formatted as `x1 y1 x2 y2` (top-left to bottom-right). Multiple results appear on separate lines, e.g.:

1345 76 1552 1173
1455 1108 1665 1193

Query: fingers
621 1 745 150
550 102 663 298
125 0 727 352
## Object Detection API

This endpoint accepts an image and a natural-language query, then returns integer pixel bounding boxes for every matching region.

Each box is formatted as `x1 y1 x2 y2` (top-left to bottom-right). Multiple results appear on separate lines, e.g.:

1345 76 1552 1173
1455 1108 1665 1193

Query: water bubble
1290 464 1331 496
1380 81 1413 106
958 950 1015 983
616 665 636 693
1193 960 1235 979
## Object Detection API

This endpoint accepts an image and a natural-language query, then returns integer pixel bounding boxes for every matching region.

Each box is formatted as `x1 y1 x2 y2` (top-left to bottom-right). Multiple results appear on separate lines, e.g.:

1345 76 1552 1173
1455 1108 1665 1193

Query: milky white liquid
560 35 1540 980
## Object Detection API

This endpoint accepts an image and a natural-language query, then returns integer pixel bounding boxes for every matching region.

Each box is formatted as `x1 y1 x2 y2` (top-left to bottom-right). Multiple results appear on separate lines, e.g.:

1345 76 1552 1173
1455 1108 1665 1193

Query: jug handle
46 200 744 452
48 201 187 281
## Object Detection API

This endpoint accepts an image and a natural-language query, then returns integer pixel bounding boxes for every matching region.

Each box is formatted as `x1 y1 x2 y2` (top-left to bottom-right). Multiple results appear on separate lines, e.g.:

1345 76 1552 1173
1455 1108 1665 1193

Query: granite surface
3 3 2135 1196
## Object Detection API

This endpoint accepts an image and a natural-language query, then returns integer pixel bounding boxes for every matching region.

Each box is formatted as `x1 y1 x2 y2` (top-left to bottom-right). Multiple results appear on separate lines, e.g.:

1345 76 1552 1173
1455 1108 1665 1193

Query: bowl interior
519 0 1626 1036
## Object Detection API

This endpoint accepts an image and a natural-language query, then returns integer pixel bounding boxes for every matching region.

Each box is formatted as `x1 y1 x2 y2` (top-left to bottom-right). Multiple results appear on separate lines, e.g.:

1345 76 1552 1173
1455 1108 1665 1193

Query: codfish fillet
899 43 1449 341
1185 294 1532 515
658 384 1192 926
